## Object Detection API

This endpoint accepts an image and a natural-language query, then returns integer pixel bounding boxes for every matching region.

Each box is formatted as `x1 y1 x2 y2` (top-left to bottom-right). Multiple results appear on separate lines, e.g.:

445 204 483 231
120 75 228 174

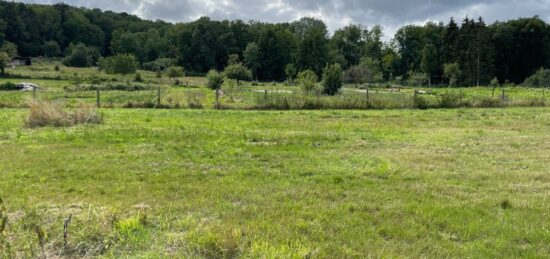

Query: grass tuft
25 99 103 128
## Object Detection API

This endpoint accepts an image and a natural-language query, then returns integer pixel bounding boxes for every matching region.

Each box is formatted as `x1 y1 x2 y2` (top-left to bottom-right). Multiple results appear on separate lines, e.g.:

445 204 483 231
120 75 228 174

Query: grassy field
1 60 549 110
1 107 550 257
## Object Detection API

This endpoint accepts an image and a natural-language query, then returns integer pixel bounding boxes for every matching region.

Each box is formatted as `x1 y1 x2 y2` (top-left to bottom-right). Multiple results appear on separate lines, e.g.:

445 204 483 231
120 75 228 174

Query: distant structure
11 57 32 67
17 82 40 91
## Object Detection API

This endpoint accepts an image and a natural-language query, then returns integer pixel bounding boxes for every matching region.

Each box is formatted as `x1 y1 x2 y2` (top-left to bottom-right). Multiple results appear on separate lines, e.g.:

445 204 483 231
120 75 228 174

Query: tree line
1 1 549 86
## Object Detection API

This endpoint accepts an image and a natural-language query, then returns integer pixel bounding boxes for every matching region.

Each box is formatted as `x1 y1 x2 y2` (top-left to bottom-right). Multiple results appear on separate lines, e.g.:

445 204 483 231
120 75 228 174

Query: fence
0 86 548 110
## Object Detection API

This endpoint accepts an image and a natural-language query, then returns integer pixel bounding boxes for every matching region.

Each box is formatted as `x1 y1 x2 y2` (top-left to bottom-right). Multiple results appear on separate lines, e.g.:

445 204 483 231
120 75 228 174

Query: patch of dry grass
25 99 103 128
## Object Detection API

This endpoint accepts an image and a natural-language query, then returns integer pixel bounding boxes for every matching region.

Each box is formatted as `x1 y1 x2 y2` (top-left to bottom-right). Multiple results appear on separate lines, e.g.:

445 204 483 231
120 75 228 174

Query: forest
0 1 549 86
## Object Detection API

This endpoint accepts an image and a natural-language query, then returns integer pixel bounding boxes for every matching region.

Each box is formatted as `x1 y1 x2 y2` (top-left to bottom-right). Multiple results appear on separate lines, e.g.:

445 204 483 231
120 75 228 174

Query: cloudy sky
12 0 550 39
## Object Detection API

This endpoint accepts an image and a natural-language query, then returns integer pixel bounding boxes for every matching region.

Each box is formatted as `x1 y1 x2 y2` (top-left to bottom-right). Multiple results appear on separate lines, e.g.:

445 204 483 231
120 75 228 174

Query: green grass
2 60 549 110
1 108 550 257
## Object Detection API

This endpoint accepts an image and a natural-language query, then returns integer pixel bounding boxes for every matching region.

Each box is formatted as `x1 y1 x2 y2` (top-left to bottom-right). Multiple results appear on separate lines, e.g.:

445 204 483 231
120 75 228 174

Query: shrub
0 52 10 75
523 68 550 88
134 72 142 82
413 95 429 109
439 91 468 108
187 93 204 109
223 63 252 81
296 70 318 95
0 82 18 91
167 66 185 78
63 43 98 67
25 100 102 128
206 70 224 90
99 54 137 74
142 58 176 72
322 64 343 95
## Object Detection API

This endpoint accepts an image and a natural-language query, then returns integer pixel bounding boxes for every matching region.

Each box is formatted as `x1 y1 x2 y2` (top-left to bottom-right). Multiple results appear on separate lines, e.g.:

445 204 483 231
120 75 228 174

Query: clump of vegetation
142 58 176 72
322 64 343 95
63 43 100 68
206 70 224 90
523 68 550 88
285 64 297 84
439 91 468 108
444 63 461 87
296 70 318 95
187 93 204 109
25 100 103 128
99 54 138 74
43 40 61 58
134 72 142 82
223 63 252 81
0 82 18 91
0 52 10 76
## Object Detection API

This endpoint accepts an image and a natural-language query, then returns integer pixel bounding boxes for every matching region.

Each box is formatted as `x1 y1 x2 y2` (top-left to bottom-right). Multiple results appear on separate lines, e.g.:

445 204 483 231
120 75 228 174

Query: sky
11 0 550 40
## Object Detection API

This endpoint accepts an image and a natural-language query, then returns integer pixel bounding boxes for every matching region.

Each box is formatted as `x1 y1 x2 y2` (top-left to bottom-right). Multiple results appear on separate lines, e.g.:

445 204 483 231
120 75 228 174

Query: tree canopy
1 1 549 86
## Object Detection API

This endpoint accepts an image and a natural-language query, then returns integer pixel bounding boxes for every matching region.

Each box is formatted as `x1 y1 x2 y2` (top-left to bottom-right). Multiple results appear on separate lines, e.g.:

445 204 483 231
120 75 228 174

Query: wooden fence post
96 87 101 108
501 89 505 101
215 89 220 109
157 87 161 107
32 86 37 99
264 89 268 107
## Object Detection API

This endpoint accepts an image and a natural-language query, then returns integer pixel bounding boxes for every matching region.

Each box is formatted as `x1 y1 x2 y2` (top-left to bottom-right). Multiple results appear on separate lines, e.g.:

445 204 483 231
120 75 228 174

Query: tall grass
25 99 103 128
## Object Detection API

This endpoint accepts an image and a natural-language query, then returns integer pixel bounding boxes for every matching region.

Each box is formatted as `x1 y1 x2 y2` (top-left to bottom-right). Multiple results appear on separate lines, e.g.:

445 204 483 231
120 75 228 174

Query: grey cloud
11 0 550 39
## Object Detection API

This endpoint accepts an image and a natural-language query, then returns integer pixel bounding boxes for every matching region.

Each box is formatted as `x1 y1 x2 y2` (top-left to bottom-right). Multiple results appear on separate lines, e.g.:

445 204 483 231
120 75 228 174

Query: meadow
1 107 550 257
0 60 549 110
1 62 550 257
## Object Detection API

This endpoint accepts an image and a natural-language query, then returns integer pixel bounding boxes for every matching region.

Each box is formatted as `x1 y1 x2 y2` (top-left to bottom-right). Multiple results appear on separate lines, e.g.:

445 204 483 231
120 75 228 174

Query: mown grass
1 108 550 257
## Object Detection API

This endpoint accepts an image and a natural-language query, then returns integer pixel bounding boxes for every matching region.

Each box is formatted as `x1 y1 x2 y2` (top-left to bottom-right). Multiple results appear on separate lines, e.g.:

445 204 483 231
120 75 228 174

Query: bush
223 63 252 81
0 52 11 75
134 72 142 82
206 70 224 90
296 70 319 94
63 43 98 67
322 64 343 95
0 82 18 91
523 68 550 87
438 91 468 108
413 95 430 109
142 58 176 72
167 66 185 78
25 100 102 128
99 54 137 74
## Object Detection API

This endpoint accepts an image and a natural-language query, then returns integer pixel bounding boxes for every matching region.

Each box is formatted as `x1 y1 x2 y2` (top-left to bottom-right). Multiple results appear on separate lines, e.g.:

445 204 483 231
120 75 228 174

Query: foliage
63 43 96 67
0 41 17 58
322 63 343 95
285 64 297 83
408 72 429 86
0 81 17 90
522 68 550 87
443 63 461 87
142 58 176 72
296 70 318 94
223 63 252 81
0 1 549 85
206 70 224 90
359 57 383 83
244 42 261 79
343 66 369 84
167 66 185 78
99 54 137 74
43 41 61 57
0 52 9 75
